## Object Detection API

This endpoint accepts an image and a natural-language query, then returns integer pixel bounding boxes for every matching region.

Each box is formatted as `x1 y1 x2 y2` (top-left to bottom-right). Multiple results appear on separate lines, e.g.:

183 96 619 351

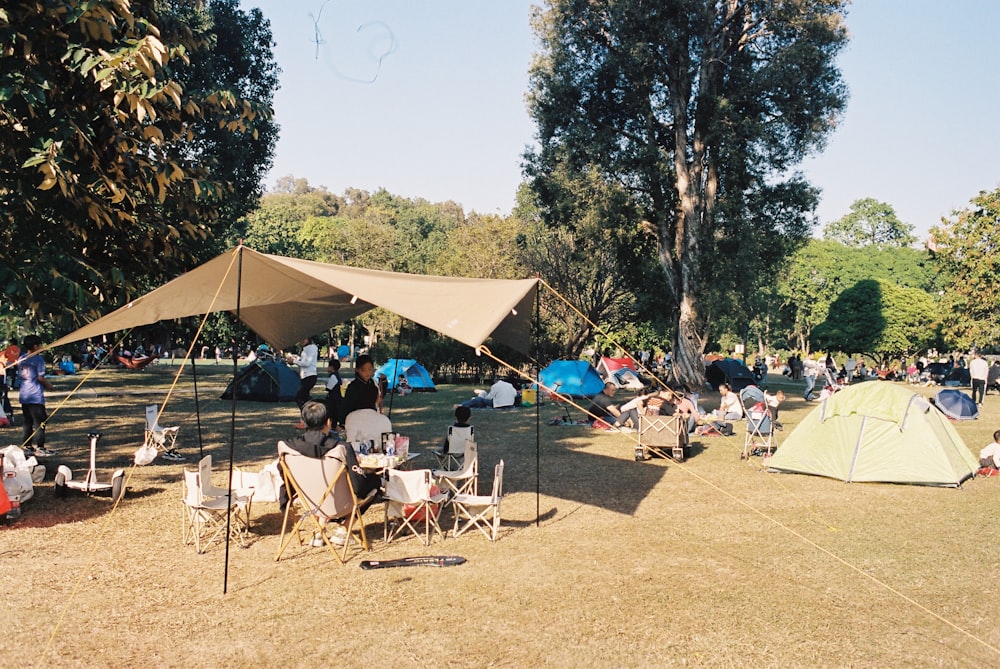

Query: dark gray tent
221 358 299 402
705 358 755 391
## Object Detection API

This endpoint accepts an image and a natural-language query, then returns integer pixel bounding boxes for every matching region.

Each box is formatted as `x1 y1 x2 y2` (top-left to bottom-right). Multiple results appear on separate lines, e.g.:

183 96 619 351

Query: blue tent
375 359 436 391
933 388 979 420
539 360 606 398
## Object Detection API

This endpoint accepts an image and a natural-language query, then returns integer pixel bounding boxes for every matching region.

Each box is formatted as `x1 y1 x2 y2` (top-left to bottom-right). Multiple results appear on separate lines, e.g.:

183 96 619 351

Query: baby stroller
739 386 775 460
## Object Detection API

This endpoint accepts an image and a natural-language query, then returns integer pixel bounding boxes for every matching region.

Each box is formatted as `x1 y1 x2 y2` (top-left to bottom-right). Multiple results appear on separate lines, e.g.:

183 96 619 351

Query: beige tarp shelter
50 245 539 593
52 246 538 352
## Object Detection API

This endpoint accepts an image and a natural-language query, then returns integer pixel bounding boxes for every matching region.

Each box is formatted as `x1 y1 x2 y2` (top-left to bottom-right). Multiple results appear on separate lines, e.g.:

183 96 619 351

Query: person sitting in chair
586 382 640 432
279 401 381 545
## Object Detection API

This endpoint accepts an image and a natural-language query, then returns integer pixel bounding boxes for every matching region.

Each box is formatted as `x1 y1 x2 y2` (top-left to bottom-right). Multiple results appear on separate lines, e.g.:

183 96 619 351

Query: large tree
0 0 277 329
929 187 1000 350
811 278 935 368
516 167 644 359
777 239 936 352
823 197 916 248
525 0 848 387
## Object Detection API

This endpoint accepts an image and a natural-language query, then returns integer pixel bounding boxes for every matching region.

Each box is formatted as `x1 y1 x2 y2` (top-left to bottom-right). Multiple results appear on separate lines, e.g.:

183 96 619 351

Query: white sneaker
619 426 636 433
310 532 326 548
329 526 349 547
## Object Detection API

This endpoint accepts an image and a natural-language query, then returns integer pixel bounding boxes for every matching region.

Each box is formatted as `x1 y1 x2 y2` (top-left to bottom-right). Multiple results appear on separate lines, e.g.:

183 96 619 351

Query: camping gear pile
1 445 45 521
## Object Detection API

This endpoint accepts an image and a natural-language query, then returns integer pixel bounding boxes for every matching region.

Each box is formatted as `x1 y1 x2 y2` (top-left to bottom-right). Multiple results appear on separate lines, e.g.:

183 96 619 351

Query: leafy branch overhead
0 0 278 327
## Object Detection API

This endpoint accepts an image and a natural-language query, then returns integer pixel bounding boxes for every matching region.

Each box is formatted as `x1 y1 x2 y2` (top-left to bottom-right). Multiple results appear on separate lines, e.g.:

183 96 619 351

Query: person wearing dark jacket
341 354 380 425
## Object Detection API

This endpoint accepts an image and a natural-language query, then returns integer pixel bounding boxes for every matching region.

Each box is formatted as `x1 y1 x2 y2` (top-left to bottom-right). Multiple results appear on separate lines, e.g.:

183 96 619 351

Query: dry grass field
2 361 999 668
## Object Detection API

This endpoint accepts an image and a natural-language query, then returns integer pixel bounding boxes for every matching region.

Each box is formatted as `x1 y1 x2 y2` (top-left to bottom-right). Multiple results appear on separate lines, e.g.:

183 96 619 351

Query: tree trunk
672 293 705 390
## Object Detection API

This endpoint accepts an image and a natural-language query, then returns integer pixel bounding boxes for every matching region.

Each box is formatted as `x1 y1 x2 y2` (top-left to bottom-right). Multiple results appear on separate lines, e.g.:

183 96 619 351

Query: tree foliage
811 278 935 367
823 197 916 248
776 239 936 353
525 0 848 387
0 0 277 329
929 187 1000 350
516 166 645 359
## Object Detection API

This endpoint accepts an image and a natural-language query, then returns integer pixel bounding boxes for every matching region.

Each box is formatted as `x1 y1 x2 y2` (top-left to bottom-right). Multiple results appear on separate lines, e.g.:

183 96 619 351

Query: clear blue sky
243 1 1000 241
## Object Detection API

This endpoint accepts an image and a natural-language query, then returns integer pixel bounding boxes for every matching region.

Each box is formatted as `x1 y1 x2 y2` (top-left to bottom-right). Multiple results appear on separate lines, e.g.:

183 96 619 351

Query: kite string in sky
310 0 397 84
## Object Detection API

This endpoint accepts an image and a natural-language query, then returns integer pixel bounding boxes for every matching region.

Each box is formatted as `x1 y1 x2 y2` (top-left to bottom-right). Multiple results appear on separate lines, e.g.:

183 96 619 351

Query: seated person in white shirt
458 377 518 409
979 430 1000 470
710 383 743 420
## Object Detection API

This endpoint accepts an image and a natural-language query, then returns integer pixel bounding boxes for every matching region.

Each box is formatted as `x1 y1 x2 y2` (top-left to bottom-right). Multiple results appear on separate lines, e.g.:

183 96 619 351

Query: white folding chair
197 455 253 529
432 439 478 498
181 468 248 554
433 424 474 469
145 404 181 460
452 460 504 542
384 468 448 546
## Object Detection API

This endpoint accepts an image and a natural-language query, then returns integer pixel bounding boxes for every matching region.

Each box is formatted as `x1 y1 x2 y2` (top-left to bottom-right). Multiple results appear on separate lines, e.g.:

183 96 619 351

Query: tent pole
191 354 205 461
534 279 540 527
386 317 404 418
223 246 244 595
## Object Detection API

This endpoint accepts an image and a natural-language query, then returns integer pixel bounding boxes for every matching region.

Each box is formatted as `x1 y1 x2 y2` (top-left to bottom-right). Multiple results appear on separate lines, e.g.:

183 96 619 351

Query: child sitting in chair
434 405 474 464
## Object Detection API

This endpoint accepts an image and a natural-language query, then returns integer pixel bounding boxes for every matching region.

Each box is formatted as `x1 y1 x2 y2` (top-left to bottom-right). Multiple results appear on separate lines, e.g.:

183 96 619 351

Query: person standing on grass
324 358 344 429
18 335 55 457
292 336 319 421
969 351 989 406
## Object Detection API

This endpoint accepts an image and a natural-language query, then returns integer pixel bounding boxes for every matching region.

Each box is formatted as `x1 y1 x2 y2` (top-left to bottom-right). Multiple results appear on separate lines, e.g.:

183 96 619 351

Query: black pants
295 375 317 408
972 379 985 404
22 403 47 449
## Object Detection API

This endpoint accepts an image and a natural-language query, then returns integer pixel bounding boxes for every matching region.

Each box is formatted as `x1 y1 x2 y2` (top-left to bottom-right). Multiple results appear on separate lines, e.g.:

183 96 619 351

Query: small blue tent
539 360 606 398
375 359 436 391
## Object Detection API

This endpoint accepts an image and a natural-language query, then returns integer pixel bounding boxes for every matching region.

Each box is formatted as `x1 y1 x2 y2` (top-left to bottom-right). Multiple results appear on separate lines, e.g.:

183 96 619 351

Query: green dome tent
767 383 978 487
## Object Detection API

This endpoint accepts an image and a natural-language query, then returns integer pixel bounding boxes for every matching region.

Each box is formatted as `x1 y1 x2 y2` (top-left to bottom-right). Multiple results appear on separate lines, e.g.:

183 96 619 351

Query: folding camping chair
384 468 448 546
739 386 775 459
145 404 182 461
275 441 374 564
198 455 253 529
544 383 573 424
433 424 474 469
452 459 504 542
432 439 478 497
181 463 250 554
344 409 392 445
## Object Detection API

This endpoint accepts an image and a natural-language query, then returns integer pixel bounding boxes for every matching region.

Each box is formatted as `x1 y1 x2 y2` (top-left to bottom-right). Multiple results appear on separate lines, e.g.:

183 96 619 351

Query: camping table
637 414 689 462
359 452 421 474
